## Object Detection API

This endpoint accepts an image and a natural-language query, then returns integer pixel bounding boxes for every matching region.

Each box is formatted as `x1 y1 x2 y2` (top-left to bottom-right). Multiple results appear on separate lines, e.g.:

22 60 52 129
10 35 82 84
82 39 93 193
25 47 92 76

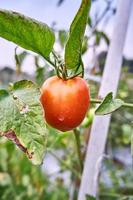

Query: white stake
78 0 133 199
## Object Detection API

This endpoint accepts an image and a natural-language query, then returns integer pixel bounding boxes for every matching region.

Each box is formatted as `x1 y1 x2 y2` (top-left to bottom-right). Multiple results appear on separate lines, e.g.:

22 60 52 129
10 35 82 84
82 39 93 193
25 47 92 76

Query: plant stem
122 102 133 108
45 56 56 69
90 98 133 108
90 98 102 104
81 60 84 78
73 129 83 173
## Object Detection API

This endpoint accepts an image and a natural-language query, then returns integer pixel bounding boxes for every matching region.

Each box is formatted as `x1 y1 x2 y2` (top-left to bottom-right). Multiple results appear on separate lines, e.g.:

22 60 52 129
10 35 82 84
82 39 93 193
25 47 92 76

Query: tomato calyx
51 51 84 80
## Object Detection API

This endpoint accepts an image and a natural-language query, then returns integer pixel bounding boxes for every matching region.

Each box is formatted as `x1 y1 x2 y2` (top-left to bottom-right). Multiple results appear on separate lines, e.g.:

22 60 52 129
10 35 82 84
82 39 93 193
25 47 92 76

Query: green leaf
0 9 55 59
15 49 29 74
0 80 47 165
94 30 110 46
58 30 68 48
16 51 28 66
65 0 91 69
86 194 96 200
95 92 124 115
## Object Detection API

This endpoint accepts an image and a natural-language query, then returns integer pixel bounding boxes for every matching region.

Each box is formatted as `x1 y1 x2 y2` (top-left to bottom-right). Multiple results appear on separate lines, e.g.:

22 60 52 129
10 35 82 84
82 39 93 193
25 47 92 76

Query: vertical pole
78 0 132 199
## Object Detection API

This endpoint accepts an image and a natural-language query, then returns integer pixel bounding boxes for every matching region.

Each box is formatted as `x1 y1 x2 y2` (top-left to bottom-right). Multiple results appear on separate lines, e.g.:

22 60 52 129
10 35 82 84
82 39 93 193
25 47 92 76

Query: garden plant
0 0 133 199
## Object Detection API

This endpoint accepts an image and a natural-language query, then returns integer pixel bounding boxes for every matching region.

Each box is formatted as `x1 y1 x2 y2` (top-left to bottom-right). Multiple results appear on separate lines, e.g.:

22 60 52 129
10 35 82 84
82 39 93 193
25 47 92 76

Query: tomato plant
0 0 133 200
0 0 132 165
0 0 92 164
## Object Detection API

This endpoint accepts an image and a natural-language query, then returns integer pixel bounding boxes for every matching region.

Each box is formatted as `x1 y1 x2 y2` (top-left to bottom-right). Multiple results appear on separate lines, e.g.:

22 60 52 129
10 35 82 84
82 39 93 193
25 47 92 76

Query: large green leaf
95 92 124 115
65 0 91 69
0 80 47 165
0 9 55 58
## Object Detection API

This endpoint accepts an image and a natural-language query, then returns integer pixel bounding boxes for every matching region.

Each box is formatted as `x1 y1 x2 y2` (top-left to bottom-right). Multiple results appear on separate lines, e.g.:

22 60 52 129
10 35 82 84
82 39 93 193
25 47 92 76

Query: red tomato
40 76 90 131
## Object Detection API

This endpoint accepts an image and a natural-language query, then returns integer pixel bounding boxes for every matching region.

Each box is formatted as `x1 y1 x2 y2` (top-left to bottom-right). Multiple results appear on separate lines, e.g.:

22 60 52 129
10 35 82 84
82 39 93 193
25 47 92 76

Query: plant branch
121 102 133 108
45 56 56 68
73 129 83 173
90 98 133 108
89 0 113 38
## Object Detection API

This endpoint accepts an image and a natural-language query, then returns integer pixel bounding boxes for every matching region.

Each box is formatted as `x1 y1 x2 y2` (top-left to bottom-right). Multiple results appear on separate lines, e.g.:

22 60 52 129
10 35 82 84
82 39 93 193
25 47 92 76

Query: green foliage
0 80 47 165
15 51 28 67
86 194 96 200
65 0 91 69
0 10 55 59
94 30 110 46
58 30 68 48
0 139 69 200
0 1 133 199
95 92 124 115
15 49 29 75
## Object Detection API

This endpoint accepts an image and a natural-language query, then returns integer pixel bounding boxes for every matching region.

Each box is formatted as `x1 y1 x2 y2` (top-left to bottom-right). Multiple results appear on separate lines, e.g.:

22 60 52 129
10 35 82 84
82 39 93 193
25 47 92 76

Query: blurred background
0 0 133 199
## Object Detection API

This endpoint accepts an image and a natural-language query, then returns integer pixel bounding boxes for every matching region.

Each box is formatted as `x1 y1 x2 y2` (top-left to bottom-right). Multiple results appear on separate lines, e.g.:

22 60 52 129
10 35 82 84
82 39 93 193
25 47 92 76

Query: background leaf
95 92 124 115
0 80 47 165
86 194 96 200
58 30 68 48
15 49 29 75
0 9 55 59
65 0 91 69
94 30 110 46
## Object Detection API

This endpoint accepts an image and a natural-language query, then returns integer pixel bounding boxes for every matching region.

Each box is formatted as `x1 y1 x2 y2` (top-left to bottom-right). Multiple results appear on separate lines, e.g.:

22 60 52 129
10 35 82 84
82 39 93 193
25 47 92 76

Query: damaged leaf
0 10 55 59
0 80 47 165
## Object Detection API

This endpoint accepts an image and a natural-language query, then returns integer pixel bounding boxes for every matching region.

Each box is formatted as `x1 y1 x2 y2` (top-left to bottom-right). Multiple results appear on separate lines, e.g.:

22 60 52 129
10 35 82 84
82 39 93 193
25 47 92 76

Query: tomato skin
40 76 90 132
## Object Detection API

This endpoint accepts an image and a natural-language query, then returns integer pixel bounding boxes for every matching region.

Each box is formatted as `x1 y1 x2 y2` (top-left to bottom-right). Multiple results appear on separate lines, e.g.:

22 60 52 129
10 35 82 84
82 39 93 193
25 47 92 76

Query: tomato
40 76 90 131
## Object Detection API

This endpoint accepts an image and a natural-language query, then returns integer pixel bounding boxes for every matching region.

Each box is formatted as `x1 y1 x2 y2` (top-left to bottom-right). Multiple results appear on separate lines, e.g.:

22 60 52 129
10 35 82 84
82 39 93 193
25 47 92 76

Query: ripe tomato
40 76 90 131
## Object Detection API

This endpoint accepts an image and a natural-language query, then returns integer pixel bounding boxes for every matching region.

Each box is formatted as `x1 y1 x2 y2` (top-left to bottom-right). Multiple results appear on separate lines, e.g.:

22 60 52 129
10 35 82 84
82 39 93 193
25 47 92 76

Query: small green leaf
65 0 91 69
15 49 28 75
15 51 28 66
0 9 55 59
94 30 110 46
95 92 124 115
0 80 47 165
86 194 96 200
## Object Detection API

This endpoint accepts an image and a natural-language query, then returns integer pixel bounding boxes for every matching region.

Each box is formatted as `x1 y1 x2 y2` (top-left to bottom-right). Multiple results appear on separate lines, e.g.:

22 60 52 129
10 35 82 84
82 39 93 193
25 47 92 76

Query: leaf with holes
0 9 55 59
65 0 91 69
0 80 47 165
95 92 124 115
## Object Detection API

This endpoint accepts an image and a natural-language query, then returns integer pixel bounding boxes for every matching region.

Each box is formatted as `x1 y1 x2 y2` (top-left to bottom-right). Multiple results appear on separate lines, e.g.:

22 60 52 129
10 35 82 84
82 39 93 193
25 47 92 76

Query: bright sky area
0 0 133 74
